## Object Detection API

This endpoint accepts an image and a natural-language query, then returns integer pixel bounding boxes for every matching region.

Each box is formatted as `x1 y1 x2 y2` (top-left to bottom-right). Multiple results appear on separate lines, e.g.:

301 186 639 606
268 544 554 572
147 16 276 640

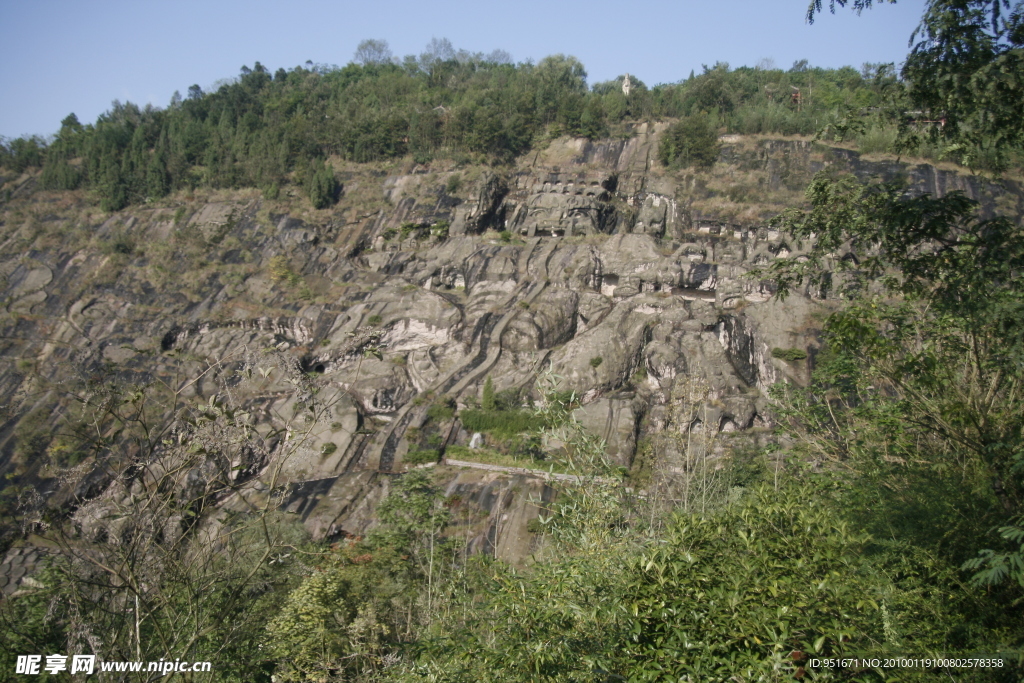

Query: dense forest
2 0 1024 681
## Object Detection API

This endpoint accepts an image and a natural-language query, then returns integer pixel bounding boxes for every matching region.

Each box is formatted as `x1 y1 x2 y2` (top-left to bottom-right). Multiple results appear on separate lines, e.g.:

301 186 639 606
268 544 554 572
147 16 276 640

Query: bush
771 347 808 362
431 220 450 239
320 442 338 456
857 125 898 154
400 222 422 240
589 356 604 368
405 449 439 465
494 387 525 411
658 115 720 170
426 400 456 422
367 315 383 326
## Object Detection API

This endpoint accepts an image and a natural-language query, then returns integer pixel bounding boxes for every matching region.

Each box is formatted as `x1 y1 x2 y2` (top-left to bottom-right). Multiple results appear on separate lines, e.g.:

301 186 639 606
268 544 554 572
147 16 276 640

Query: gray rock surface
2 130 1020 563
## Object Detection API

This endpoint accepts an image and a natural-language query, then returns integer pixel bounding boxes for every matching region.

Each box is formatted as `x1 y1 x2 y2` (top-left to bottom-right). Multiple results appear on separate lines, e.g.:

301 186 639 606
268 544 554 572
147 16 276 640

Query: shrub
499 230 512 243
268 256 301 286
494 387 525 412
771 347 808 362
589 356 604 368
367 315 383 326
431 220 450 239
320 442 338 456
857 125 898 154
445 174 462 195
426 400 456 422
405 449 439 465
400 222 422 240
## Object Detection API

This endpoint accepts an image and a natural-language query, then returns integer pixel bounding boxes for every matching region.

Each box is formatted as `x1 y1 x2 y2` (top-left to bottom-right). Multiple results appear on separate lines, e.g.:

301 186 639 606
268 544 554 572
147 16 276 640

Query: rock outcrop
2 129 1021 583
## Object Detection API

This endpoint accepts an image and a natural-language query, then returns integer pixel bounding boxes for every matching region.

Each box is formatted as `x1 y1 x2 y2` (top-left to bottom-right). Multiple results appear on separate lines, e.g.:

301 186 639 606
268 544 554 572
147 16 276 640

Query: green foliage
367 314 383 326
459 409 543 438
493 386 524 411
426 399 455 421
0 52 900 211
658 114 721 170
268 255 301 286
405 449 439 465
399 221 423 240
372 469 451 556
963 519 1024 589
320 441 337 456
622 482 989 680
430 220 450 239
771 347 808 361
265 544 410 682
481 376 496 411
304 157 338 209
588 355 603 368
760 166 1024 597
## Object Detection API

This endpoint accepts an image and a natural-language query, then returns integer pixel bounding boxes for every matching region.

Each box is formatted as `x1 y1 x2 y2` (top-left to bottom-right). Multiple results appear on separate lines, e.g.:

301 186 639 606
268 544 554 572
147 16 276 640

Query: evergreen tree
482 376 496 411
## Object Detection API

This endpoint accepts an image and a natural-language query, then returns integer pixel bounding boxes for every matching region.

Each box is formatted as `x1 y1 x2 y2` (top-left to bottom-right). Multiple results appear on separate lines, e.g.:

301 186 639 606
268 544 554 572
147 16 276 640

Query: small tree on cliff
305 157 338 209
482 376 496 411
658 114 720 170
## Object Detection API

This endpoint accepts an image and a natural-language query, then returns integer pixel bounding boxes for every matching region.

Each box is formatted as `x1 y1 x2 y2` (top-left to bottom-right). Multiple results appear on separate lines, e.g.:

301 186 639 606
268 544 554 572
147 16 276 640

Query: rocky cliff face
1 127 1020 585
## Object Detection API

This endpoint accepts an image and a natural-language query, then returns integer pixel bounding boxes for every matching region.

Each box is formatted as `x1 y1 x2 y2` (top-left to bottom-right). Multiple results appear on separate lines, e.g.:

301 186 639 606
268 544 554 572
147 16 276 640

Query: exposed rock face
1 130 1021 580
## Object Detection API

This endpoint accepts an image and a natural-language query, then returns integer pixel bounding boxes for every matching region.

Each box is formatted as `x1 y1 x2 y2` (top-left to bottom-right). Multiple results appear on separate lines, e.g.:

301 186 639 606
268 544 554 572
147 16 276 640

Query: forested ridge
0 47 918 211
2 1 1024 681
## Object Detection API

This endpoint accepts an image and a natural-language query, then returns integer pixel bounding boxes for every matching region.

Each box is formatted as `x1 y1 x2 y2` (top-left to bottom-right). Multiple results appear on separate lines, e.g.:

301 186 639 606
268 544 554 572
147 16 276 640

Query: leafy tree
658 114 720 169
809 0 1024 169
354 38 394 65
265 544 410 682
761 170 1024 592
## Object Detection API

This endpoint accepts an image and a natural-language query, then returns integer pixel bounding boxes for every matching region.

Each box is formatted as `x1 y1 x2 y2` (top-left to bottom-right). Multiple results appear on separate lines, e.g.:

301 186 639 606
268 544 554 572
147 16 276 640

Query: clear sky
0 0 926 139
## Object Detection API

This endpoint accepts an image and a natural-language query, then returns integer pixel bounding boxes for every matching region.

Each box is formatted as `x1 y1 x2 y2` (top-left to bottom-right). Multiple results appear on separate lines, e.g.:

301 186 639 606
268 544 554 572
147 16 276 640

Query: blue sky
0 0 925 139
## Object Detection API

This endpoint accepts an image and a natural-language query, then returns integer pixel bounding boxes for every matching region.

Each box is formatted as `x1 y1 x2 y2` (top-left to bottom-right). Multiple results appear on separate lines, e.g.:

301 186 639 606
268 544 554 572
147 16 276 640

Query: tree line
0 43 896 211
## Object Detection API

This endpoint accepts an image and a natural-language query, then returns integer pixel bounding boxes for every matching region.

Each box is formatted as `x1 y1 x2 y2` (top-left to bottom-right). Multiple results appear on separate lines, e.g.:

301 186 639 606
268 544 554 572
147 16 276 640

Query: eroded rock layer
1 130 1020 581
